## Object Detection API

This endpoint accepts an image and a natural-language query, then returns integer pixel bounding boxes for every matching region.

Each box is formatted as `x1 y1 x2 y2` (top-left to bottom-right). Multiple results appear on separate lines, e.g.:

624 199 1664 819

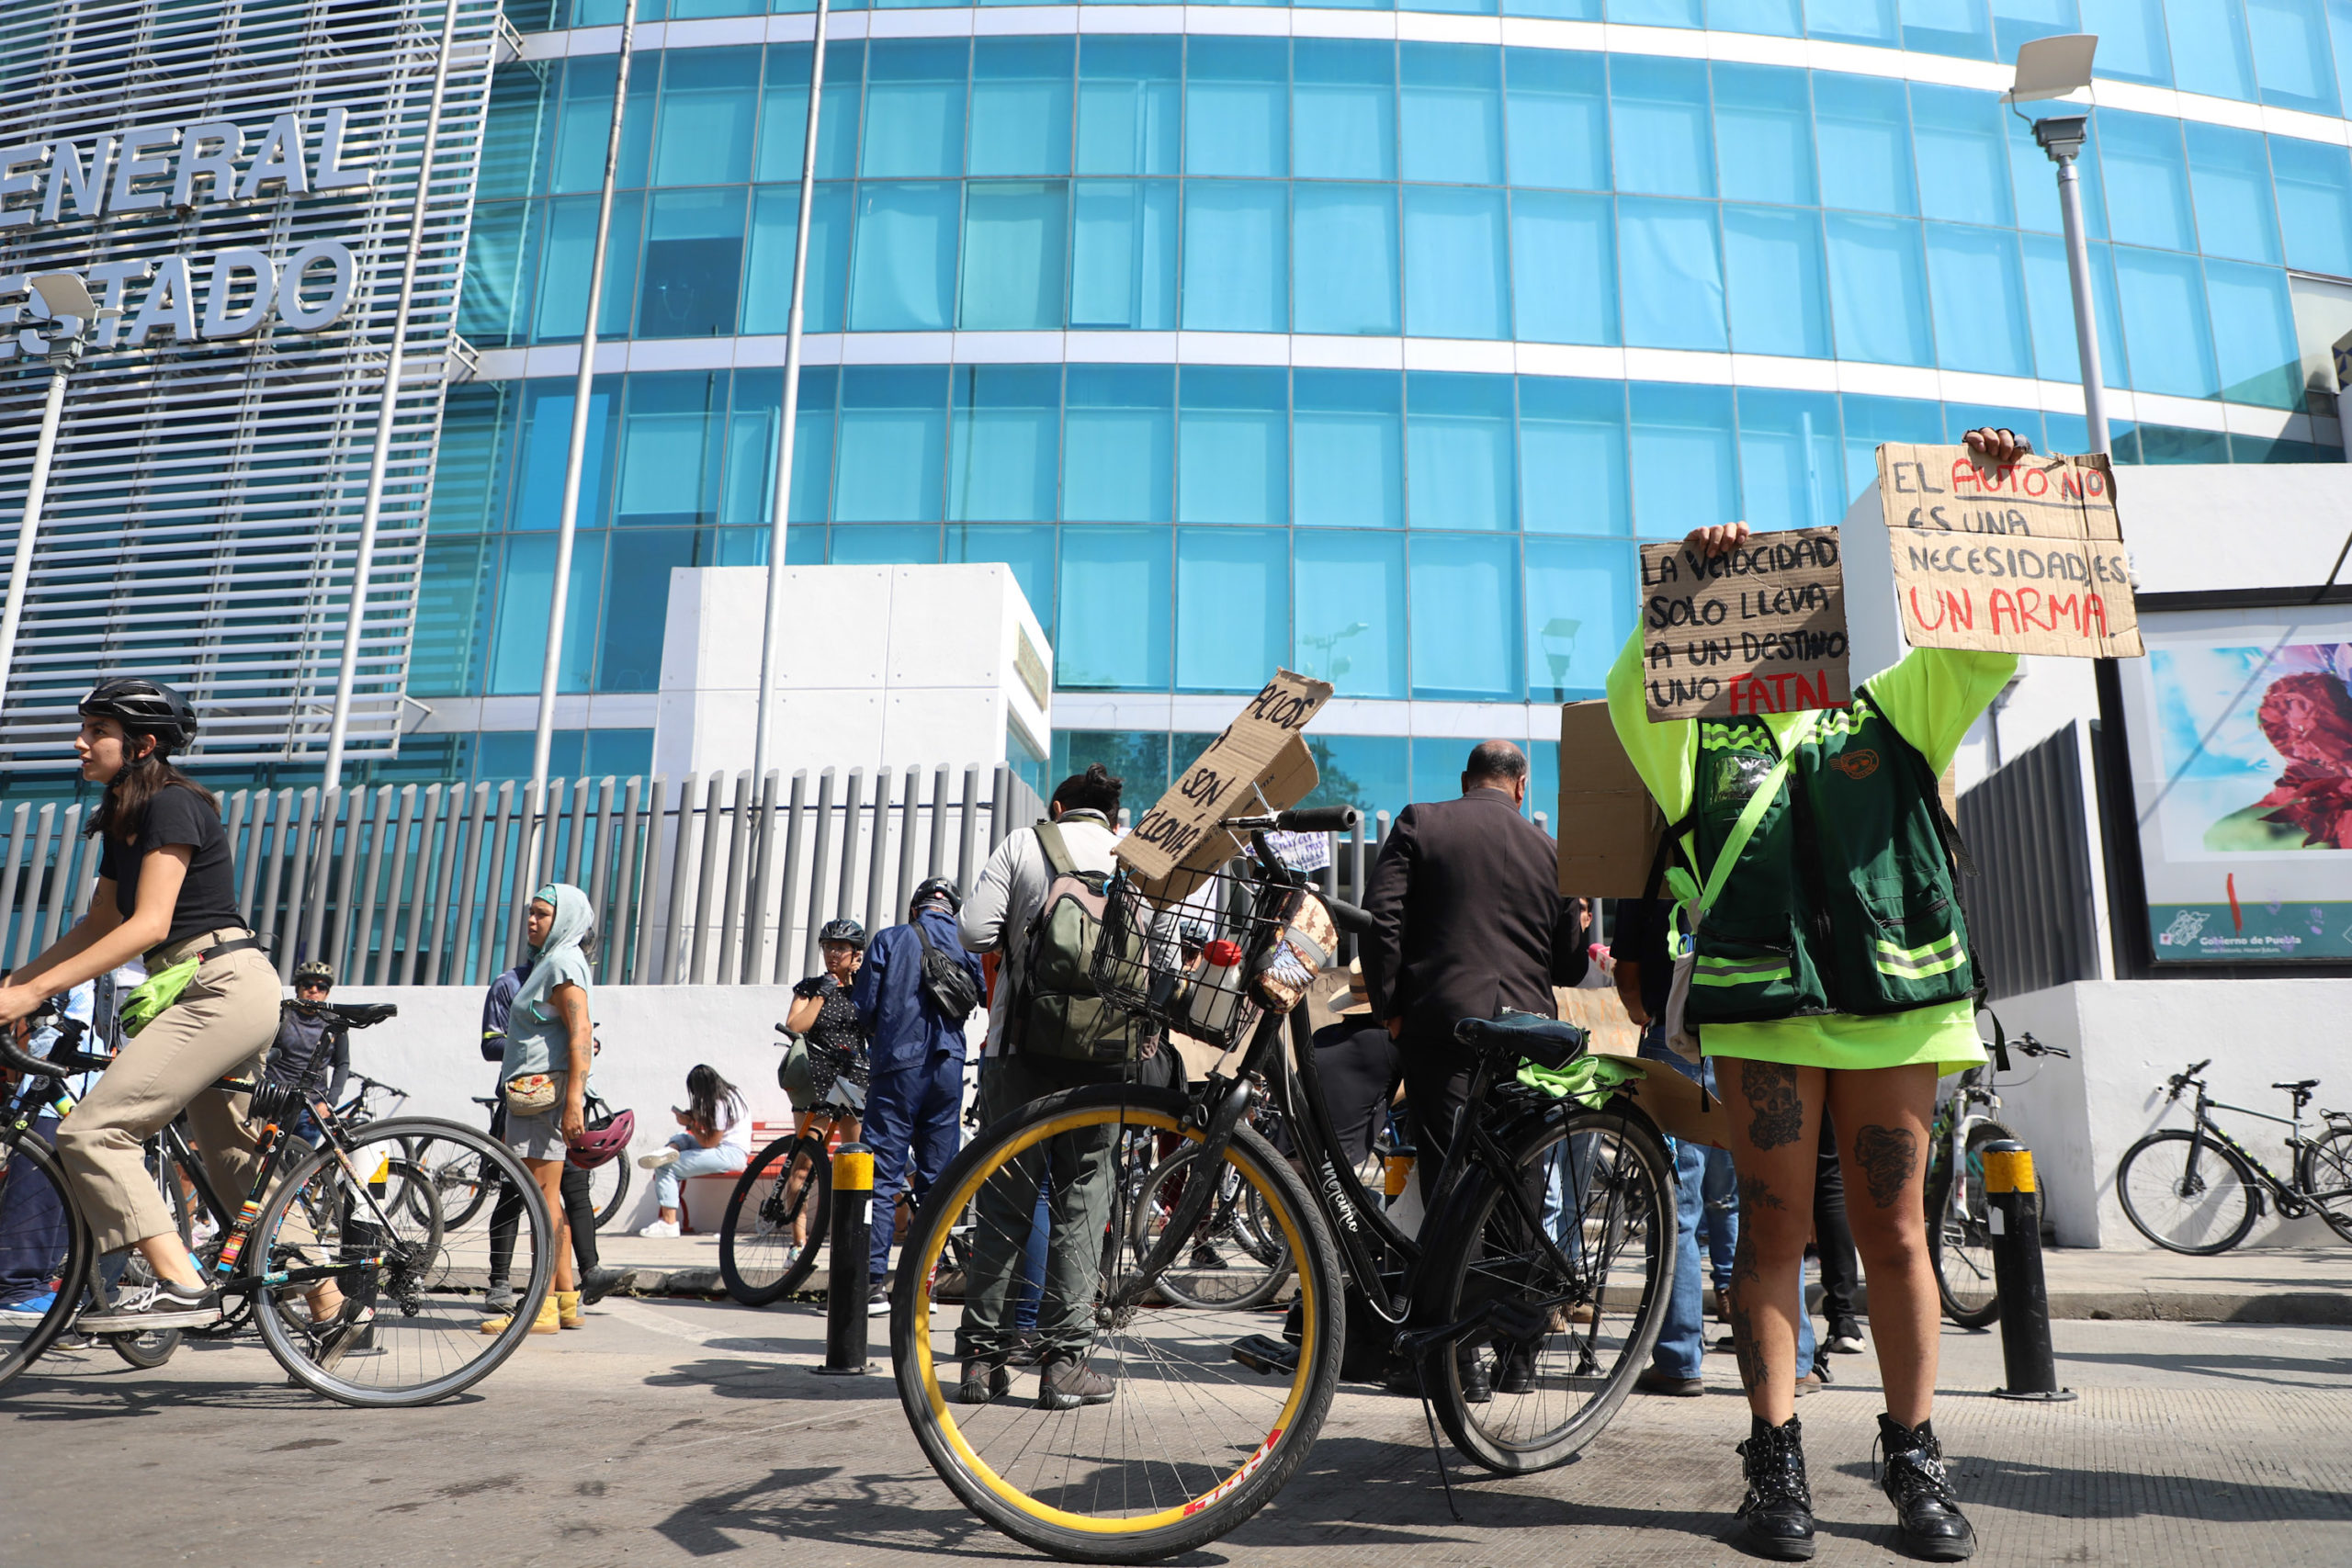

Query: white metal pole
323 0 469 789
0 363 71 714
529 0 639 857
2055 153 2110 457
751 0 832 786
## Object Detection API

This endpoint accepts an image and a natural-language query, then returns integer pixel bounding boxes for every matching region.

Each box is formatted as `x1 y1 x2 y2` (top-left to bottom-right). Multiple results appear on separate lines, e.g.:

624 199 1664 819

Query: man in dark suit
1363 739 1589 1201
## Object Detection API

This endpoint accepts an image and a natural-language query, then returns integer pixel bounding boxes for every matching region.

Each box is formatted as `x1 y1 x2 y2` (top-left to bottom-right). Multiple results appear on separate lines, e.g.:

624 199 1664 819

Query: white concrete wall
1981 977 2352 1248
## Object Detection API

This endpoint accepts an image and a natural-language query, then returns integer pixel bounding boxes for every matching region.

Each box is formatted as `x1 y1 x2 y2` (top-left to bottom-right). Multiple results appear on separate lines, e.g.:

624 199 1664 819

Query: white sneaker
638 1218 681 1238
639 1148 680 1171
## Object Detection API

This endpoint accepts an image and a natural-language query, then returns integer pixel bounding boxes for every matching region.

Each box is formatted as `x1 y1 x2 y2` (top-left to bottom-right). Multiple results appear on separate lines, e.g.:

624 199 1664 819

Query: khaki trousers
56 943 281 1253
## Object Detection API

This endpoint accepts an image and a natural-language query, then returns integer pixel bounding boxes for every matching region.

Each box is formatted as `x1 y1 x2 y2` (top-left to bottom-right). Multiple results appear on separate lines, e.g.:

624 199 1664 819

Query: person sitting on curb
637 1065 752 1237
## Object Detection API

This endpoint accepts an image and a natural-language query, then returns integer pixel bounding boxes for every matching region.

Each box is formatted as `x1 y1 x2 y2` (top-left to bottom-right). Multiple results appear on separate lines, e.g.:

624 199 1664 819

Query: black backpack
912 921 983 1024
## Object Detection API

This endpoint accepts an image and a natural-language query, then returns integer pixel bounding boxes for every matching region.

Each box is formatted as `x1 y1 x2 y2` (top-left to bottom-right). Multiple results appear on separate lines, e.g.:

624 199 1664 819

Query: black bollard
815 1142 873 1376
1982 1141 2075 1403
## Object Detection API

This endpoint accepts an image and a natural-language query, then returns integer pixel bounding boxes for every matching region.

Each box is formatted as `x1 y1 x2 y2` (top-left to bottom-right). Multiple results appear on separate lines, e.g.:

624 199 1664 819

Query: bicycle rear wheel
2298 1127 2352 1246
1127 1141 1293 1310
2117 1129 2259 1255
719 1134 830 1305
0 1134 91 1389
1926 1121 2009 1329
254 1119 553 1407
893 1083 1341 1564
1418 1101 1675 1476
589 1156 631 1229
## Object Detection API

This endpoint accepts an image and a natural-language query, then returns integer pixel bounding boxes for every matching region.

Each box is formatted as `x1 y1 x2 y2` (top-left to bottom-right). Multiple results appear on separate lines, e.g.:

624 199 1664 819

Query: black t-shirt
97 784 242 946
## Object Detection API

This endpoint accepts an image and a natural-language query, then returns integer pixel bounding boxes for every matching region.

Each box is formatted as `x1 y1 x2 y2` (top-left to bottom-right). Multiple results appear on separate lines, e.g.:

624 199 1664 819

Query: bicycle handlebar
0 1007 101 1080
1323 897 1374 935
1219 806 1361 834
2011 1032 2069 1060
2166 1059 2211 1099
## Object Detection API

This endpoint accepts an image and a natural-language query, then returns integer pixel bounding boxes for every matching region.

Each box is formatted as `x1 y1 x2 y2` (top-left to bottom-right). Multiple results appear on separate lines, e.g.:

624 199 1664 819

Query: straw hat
1330 958 1371 1017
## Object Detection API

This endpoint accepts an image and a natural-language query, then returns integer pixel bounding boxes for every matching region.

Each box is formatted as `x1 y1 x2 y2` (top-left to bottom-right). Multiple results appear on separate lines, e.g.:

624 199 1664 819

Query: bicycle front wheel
2118 1129 2259 1255
254 1119 553 1407
719 1134 830 1305
893 1084 1341 1564
2297 1126 2352 1245
1926 1121 2010 1329
1418 1101 1676 1476
0 1134 91 1389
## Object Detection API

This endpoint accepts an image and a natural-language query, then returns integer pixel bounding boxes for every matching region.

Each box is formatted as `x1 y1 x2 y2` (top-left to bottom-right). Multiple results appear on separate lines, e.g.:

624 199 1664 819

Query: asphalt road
6 1300 2350 1567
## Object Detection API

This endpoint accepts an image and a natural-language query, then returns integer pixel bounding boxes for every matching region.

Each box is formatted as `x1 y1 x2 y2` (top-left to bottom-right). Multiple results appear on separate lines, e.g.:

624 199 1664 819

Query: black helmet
294 960 334 987
912 875 961 914
817 918 866 950
80 677 198 754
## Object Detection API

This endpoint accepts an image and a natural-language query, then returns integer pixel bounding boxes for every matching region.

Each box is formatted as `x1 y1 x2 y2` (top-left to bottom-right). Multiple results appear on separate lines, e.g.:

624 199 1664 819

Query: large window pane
2185 123 2283 263
1408 371 1515 532
2021 233 2128 389
830 525 940 564
720 367 834 525
835 366 946 521
1070 180 1178 329
1520 376 1630 535
1724 206 1831 357
758 42 861 182
1409 534 1520 699
638 188 745 338
1058 526 1171 689
1183 182 1287 332
1512 191 1616 345
2080 0 2173 82
510 378 618 531
1609 0 1700 24
1186 38 1288 178
413 538 492 695
1713 0 1805 32
1840 393 1941 499
1404 186 1510 339
1402 44 1504 186
2163 0 2257 100
1736 388 1844 533
1526 537 1635 700
480 66 551 202
1294 532 1406 697
616 372 724 526
492 533 604 694
1504 50 1608 191
1712 63 1816 207
1912 85 2015 226
1295 184 1402 335
1925 222 2032 376
600 531 694 690
1904 0 1996 57
1993 0 2082 58
1295 39 1396 181
1618 197 1727 352
1810 0 1901 48
950 365 1058 522
1629 382 1736 538
2114 245 2221 397
459 200 537 347
2206 258 2302 406
862 39 967 177
1503 0 1600 17
1815 73 1917 215
1609 56 1714 199
742 182 851 333
1179 367 1287 525
2272 136 2352 276
2098 110 2195 251
1295 369 1404 529
1077 38 1180 177
1177 528 1286 692
849 182 959 331
1826 213 1934 366
535 191 640 340
970 38 1074 176
653 47 757 186
2246 0 2339 110
553 56 654 194
960 181 1069 330
1064 366 1173 521
947 524 1057 637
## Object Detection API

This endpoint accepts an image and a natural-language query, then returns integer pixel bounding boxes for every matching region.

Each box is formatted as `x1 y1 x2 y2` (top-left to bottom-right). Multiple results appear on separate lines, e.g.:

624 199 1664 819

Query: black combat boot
1876 1413 1975 1562
1735 1414 1815 1561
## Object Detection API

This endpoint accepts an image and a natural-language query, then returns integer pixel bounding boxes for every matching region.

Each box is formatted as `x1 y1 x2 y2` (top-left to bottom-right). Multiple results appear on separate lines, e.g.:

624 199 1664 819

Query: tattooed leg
1723 1058 1823 1426
1828 1064 1939 1427
1740 1062 1806 1150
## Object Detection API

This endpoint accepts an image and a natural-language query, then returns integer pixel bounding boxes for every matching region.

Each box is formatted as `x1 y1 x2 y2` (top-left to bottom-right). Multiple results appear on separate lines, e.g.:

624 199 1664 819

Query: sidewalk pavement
591 1226 2352 1323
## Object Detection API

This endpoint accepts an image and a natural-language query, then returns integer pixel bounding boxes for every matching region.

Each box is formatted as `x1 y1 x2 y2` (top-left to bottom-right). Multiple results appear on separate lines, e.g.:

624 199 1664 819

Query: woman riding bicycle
0 679 278 1330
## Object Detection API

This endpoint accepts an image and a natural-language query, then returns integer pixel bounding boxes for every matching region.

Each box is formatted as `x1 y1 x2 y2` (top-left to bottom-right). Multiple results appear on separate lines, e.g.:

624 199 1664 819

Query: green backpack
1008 822 1148 1065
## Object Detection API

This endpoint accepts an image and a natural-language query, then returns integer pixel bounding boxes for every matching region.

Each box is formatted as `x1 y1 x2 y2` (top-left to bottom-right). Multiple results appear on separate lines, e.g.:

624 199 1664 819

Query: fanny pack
503 1073 560 1114
119 933 263 1038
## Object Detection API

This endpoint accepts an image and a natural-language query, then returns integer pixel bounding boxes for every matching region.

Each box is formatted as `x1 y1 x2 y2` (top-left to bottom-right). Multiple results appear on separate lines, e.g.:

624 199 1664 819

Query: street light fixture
2007 34 2108 455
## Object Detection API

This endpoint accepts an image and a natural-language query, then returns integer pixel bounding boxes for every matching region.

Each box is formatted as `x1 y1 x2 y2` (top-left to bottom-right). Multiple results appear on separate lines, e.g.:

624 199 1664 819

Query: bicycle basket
1091 861 1291 1053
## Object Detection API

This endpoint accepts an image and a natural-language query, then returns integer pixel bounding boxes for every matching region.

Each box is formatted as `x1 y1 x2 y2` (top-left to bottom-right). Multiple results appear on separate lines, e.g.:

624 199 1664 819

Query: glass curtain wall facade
420 0 2352 815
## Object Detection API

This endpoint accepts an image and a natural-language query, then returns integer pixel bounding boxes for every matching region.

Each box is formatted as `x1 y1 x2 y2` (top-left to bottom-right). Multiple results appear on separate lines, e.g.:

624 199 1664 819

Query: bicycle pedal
1229 1334 1298 1377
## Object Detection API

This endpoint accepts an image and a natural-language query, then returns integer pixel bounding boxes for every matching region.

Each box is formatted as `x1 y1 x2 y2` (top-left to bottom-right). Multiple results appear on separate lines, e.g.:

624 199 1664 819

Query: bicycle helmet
817 918 867 950
79 677 199 754
293 960 334 988
911 875 961 914
566 1102 636 1169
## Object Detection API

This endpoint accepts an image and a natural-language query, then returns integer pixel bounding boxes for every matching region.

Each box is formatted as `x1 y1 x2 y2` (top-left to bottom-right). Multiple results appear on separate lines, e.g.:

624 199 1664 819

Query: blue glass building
419 0 2352 818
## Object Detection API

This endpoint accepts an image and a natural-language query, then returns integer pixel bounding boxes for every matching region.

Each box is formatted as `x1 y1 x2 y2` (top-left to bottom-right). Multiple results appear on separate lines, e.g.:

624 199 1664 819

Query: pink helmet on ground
567 1104 635 1169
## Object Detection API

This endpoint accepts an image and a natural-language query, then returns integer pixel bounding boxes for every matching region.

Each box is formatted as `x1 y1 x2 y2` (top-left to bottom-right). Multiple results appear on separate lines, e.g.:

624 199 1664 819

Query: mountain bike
718 1043 865 1305
1923 1031 2066 1328
889 807 1676 1563
0 1002 556 1405
2116 1060 2352 1254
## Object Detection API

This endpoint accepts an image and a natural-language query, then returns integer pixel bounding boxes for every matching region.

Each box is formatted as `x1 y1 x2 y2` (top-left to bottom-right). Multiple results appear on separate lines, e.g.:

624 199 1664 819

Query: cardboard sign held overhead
1117 671 1334 894
1876 443 2143 659
1638 525 1851 721
1556 699 1667 898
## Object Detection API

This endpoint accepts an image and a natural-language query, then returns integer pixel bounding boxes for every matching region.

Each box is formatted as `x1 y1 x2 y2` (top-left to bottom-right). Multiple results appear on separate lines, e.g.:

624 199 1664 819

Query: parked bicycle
2116 1060 2352 1254
888 806 1675 1563
416 1084 631 1233
718 1034 866 1305
1924 1030 2067 1327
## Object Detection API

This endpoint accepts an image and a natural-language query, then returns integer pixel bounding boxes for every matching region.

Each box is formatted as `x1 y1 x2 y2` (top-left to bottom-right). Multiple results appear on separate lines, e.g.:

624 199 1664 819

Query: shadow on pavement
650 1465 1031 1561
1827 1455 2352 1523
643 1355 903 1404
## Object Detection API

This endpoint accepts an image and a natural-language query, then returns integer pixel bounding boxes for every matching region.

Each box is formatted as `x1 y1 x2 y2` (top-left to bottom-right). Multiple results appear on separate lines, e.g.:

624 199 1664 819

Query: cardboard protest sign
1637 525 1850 721
1117 671 1334 894
1876 444 2142 659
1556 699 1666 897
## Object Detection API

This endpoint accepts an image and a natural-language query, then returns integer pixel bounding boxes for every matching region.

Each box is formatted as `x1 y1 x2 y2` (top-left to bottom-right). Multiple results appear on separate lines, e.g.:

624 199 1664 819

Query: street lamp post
2007 35 2108 456
0 273 112 717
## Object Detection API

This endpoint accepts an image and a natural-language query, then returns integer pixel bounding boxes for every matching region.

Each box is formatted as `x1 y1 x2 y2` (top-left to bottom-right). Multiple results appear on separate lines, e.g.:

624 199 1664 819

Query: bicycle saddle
1454 1010 1589 1071
2276 1079 2321 1091
329 1001 398 1028
471 1095 502 1109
